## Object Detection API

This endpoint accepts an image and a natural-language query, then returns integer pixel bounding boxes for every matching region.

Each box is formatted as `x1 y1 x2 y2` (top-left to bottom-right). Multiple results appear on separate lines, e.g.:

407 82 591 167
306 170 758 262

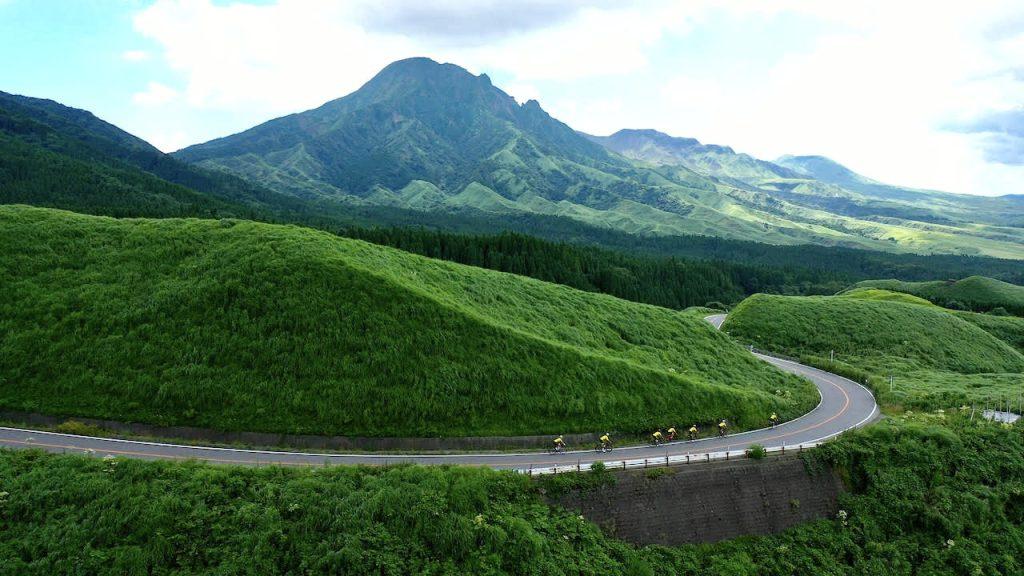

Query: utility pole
830 349 834 363
888 374 894 393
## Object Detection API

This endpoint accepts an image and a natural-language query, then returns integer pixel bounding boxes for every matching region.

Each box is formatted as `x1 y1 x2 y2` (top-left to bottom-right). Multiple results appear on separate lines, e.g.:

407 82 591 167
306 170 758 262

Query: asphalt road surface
0 314 878 471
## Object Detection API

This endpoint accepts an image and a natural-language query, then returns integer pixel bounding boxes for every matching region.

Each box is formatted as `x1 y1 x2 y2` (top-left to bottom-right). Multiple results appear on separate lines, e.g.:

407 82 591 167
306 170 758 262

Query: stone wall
550 455 843 545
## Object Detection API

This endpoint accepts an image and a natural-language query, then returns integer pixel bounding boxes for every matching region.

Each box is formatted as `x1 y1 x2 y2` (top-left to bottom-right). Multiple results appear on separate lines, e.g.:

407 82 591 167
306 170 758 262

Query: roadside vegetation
1 415 1021 574
722 292 1024 410
0 206 815 438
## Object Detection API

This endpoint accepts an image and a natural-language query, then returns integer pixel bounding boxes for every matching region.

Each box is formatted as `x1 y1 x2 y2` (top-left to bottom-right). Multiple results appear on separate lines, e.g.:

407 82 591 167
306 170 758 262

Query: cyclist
718 420 728 437
651 430 664 445
667 427 677 441
553 435 566 453
770 412 779 427
688 424 698 441
599 432 612 452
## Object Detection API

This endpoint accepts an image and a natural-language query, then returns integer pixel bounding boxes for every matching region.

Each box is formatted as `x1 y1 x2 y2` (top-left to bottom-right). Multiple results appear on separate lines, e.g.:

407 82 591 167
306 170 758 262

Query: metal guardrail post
577 459 581 472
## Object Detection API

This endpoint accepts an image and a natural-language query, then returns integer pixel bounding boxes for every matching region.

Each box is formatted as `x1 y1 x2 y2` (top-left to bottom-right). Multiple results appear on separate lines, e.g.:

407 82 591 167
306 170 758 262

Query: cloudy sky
2 0 1022 196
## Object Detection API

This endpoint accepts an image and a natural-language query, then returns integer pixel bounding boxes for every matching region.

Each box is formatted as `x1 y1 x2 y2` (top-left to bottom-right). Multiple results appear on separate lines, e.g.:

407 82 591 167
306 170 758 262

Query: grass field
854 276 1024 316
722 292 1024 409
2 415 1023 574
0 206 815 438
954 311 1024 354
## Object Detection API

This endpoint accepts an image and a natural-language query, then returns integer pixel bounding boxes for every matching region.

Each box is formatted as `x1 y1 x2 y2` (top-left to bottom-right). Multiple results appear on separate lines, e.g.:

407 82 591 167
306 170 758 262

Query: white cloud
129 0 1024 195
132 81 179 106
121 50 149 62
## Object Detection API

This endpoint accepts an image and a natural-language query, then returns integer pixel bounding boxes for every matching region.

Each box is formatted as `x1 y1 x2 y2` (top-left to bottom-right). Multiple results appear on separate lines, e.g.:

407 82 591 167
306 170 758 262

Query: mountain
0 90 387 223
588 128 1024 256
587 128 799 187
176 58 1024 259
0 205 815 436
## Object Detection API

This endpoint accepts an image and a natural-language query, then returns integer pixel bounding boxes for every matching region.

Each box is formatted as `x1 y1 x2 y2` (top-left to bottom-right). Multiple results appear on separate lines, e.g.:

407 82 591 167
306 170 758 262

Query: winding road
0 314 878 471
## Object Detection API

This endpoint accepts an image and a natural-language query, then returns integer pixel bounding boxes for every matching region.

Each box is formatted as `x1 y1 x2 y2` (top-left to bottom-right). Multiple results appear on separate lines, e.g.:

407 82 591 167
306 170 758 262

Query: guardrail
520 442 817 476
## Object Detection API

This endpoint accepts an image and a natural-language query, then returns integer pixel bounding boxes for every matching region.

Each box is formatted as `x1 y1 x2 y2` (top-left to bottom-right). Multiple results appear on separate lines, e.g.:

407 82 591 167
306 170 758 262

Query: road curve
0 314 878 470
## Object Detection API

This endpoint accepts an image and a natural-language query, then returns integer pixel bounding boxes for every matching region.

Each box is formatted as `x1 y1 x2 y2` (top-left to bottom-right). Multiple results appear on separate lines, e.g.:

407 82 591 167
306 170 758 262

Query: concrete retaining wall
550 455 842 545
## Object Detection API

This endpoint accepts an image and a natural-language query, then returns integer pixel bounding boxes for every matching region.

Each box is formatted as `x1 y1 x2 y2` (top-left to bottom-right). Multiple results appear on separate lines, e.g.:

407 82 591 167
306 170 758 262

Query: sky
1 0 1022 196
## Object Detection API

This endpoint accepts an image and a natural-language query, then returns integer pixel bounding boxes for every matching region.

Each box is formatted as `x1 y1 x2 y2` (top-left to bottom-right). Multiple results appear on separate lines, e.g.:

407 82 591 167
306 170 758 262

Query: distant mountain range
174 57 1024 259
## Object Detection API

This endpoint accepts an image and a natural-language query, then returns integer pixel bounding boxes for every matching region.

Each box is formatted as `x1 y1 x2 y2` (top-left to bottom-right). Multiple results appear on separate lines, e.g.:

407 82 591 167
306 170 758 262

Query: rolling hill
0 205 815 437
722 292 1024 409
853 276 1024 316
175 58 1024 259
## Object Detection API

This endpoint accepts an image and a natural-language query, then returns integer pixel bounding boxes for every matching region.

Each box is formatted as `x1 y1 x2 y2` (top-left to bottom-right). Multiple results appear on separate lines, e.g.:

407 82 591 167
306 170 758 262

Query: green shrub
745 444 767 459
644 466 676 480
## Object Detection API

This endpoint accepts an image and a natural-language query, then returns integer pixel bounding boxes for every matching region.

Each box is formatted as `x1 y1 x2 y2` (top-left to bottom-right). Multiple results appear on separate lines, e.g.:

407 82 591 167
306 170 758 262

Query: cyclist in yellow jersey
718 420 728 437
667 427 677 441
770 412 779 427
688 425 698 441
553 435 565 452
599 433 612 452
651 430 664 445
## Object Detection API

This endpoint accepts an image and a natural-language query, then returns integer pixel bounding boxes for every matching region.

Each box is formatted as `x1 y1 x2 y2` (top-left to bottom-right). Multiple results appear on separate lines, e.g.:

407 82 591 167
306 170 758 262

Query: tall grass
0 206 815 437
723 293 1024 409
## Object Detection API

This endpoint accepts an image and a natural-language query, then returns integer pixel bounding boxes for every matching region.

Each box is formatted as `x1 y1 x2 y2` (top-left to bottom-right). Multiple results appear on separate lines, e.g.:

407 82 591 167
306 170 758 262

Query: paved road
0 314 877 470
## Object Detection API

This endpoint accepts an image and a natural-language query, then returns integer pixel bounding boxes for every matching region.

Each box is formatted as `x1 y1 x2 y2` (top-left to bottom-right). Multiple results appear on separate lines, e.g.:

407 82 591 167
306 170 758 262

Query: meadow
0 206 815 438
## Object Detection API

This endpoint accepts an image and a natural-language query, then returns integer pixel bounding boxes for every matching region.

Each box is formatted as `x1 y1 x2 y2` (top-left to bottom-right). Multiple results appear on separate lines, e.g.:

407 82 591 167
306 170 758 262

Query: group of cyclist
552 412 780 453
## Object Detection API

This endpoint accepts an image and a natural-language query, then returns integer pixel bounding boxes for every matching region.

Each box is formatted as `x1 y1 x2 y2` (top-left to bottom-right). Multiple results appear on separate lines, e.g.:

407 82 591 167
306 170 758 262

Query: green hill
954 311 1024 354
854 276 1024 316
836 287 937 307
0 206 814 437
722 293 1024 409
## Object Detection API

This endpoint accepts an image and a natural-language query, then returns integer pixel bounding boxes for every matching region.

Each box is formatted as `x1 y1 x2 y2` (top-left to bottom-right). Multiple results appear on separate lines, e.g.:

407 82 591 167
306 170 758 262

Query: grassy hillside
955 311 1024 354
0 206 814 437
722 293 1024 409
836 287 937 307
855 276 1024 316
3 416 1023 574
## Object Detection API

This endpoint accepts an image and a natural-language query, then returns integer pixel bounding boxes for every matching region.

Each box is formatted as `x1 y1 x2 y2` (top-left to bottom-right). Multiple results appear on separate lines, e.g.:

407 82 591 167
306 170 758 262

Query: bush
746 444 767 459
